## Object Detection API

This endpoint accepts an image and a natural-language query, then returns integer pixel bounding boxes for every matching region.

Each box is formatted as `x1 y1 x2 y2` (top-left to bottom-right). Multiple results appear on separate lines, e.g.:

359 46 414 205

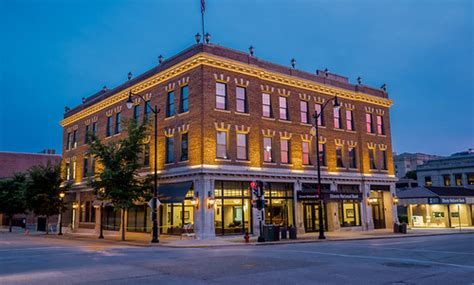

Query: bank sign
428 197 466 204
297 192 362 201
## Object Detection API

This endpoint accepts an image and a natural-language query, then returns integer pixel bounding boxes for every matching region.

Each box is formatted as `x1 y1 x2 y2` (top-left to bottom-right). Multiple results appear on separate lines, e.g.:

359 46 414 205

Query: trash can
393 223 399 233
263 225 275 241
400 223 407 234
289 226 297 240
273 226 280 241
281 227 288 239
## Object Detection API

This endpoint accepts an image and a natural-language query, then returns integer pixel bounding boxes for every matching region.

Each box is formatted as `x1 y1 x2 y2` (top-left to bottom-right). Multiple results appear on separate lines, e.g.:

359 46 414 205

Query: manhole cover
383 262 431 269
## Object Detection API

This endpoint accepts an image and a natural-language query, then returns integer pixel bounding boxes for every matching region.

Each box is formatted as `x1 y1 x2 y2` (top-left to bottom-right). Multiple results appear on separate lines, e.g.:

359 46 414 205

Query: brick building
60 43 397 239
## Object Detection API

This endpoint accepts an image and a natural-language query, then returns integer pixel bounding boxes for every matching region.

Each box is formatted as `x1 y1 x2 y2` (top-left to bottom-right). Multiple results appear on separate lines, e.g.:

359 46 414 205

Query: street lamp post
312 96 340 240
126 90 161 243
58 191 65 235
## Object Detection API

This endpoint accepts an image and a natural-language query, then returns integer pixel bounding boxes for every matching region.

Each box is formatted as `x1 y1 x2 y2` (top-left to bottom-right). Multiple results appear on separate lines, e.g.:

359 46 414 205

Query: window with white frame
302 141 310 165
346 110 354 131
236 133 248 160
279 96 288 120
262 93 272 117
263 137 273 162
236 86 247 113
216 82 227 110
333 107 342 129
300 101 309 123
216 131 228 159
280 139 290 164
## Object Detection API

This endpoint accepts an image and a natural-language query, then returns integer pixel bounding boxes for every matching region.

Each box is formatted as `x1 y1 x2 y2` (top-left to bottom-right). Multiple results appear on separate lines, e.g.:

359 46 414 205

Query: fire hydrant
244 231 250 243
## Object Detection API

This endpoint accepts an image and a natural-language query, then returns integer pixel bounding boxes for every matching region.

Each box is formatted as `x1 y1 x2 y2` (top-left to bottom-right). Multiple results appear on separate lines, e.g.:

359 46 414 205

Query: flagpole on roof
201 0 205 42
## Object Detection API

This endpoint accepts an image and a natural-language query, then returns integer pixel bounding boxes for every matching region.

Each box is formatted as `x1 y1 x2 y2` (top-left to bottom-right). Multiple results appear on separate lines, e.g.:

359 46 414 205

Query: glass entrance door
303 203 326 232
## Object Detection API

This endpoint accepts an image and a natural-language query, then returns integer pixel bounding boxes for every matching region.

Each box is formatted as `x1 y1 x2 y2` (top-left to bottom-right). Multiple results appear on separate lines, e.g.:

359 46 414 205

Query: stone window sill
214 108 231 113
262 116 275 121
235 112 250 116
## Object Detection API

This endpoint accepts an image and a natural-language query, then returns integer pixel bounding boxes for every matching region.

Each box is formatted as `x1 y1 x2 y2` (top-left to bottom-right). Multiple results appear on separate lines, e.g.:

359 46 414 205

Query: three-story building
61 43 397 239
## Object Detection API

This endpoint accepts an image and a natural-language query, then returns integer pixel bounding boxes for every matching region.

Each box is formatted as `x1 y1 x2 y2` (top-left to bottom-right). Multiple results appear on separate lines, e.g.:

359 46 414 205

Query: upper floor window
72 161 76 180
319 143 326 166
181 133 188 161
349 147 357 168
263 137 273 162
467 173 474 185
84 125 90 144
454 174 463 186
279 97 288 120
166 91 175 117
381 150 388 170
302 141 310 165
165 137 174 163
72 130 77 149
106 116 113 137
83 157 89 178
92 122 97 137
236 133 248 160
315 104 324 126
366 113 374 133
336 146 344 167
443 174 451 186
115 112 121 134
65 162 71 180
346 110 354 131
133 105 141 122
262 93 272 118
334 107 342 129
369 149 376 169
91 157 96 176
236 86 247 113
216 131 228 159
180 86 189 113
300 101 309 124
424 176 432 187
143 144 150 166
144 101 151 122
66 132 72 150
215 82 227 110
280 139 290 164
376 115 385 135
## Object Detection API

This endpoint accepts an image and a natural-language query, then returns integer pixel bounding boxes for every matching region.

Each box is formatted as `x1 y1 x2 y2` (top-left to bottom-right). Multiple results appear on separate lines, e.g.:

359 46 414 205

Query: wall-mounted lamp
207 191 216 209
195 33 201 44
368 198 378 205
59 191 65 199
72 202 78 209
393 197 399 205
191 192 199 209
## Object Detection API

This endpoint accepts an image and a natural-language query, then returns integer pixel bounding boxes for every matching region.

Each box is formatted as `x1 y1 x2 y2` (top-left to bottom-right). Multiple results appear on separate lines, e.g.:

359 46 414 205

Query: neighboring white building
416 149 474 189
394 152 441 179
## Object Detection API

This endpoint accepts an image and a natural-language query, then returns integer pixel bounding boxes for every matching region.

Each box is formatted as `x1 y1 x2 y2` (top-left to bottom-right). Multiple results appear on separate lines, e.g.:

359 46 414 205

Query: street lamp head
291 58 296 69
205 32 211 44
195 33 201 44
59 191 65 199
158 54 164 64
333 96 341 112
128 72 132 81
249 45 255 56
126 90 133 110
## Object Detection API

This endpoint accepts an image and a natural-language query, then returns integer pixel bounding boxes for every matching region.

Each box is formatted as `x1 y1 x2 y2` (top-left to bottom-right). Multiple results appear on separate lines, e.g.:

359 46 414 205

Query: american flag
201 0 205 13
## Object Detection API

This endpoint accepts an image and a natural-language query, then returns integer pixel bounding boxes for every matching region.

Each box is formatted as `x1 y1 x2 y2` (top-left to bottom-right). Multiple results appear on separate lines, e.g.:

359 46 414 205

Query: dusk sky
0 0 472 156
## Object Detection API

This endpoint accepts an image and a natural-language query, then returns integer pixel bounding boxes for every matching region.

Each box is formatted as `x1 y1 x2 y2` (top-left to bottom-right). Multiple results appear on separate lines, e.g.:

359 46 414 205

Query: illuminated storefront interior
214 181 252 235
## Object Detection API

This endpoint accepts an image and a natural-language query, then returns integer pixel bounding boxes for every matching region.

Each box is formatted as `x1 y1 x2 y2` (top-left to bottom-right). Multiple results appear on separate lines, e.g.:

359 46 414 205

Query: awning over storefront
157 181 193 204
397 186 474 205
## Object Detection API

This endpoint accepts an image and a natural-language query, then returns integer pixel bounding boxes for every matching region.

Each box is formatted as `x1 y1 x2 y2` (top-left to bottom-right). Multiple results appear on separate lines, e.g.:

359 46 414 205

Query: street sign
148 198 162 208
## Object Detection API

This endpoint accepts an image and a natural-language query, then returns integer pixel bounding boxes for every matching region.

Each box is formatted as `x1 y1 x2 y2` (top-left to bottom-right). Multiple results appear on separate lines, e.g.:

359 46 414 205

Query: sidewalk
7 226 473 248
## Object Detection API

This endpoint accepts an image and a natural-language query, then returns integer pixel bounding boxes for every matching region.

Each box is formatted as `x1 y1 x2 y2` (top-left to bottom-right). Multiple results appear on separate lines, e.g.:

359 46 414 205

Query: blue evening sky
0 0 472 156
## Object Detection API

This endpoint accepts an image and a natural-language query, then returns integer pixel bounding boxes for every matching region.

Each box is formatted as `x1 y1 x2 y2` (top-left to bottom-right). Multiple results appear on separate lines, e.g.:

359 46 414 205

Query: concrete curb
24 230 474 249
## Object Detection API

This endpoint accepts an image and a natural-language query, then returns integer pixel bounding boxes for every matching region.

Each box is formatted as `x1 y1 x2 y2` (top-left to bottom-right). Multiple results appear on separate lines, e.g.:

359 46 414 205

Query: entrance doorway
370 191 385 229
303 203 326 232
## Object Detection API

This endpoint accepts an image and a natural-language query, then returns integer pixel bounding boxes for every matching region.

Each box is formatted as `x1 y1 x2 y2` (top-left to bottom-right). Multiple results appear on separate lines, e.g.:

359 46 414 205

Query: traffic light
256 199 266 211
250 181 258 197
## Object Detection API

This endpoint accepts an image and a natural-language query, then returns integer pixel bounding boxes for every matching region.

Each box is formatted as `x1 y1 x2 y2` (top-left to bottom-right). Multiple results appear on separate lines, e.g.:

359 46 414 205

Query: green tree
87 120 152 241
25 162 66 234
0 173 27 232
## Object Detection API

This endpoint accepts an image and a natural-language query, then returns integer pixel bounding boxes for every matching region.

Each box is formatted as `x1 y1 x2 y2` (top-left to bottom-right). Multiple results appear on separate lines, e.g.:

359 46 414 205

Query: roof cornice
60 53 393 127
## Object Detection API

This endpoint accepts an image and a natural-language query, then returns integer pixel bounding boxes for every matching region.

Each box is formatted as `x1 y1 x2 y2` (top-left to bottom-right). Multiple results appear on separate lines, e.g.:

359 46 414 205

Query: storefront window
214 181 251 235
127 205 151 233
160 191 194 235
338 201 361 227
411 204 449 228
264 183 294 227
80 201 95 223
103 206 120 231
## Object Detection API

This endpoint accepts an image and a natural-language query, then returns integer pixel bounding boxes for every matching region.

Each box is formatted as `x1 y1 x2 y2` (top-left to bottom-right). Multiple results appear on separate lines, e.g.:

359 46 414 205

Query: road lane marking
227 248 474 270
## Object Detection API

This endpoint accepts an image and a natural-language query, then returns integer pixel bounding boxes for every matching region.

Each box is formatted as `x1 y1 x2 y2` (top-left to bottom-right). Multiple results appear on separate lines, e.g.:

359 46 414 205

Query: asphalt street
0 233 473 285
